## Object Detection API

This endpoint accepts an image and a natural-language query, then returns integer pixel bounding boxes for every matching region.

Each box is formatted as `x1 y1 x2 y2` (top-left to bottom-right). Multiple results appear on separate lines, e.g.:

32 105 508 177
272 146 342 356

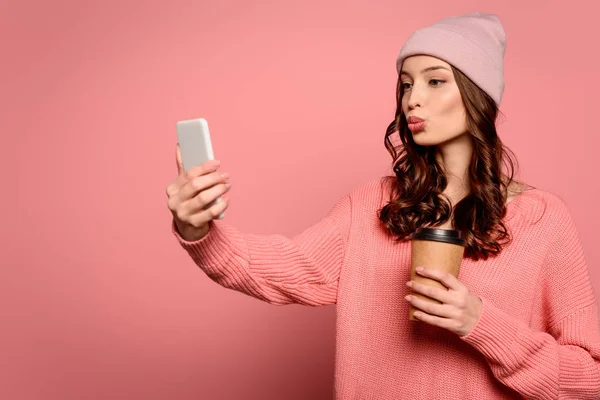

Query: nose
406 84 424 110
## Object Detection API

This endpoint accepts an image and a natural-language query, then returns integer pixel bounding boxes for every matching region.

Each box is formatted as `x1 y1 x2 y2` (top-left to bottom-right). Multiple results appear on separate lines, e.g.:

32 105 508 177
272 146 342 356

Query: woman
166 12 600 399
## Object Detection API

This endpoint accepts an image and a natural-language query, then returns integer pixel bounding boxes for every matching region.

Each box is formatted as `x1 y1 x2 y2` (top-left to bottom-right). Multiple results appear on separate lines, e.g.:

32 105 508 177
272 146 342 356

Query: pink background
2 0 599 399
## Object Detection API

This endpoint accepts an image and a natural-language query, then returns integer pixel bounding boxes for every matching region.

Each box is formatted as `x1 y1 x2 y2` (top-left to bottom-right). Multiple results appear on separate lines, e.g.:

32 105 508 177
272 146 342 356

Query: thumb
175 143 185 175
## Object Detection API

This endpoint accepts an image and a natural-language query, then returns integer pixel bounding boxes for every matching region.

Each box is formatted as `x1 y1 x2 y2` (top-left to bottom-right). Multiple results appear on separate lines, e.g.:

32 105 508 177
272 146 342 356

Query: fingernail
208 160 221 168
416 266 424 272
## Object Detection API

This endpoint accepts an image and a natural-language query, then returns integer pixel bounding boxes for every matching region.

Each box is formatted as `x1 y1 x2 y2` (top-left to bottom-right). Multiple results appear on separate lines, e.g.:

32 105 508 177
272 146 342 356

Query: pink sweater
172 178 600 399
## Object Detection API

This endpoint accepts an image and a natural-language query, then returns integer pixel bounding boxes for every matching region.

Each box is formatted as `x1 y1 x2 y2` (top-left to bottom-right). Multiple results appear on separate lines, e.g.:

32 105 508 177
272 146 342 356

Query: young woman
166 12 600 399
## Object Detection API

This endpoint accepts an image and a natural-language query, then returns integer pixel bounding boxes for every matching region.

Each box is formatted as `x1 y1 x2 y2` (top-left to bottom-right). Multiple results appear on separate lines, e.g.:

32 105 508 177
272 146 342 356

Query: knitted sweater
172 177 600 399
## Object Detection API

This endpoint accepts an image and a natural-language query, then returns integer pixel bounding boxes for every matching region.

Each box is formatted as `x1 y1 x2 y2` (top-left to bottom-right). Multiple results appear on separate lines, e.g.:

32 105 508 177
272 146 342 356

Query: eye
402 82 412 90
430 79 445 86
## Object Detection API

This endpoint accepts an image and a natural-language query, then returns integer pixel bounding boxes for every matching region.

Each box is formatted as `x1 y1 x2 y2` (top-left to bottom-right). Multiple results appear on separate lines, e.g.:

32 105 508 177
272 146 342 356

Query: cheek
436 92 466 131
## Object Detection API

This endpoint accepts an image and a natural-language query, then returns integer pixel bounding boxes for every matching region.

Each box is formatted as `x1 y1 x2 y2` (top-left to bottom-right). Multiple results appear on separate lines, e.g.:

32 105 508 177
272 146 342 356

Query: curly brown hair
378 64 530 261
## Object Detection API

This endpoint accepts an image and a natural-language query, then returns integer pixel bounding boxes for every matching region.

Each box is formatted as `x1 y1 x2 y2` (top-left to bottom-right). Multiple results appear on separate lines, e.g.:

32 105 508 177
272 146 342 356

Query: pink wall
2 0 599 399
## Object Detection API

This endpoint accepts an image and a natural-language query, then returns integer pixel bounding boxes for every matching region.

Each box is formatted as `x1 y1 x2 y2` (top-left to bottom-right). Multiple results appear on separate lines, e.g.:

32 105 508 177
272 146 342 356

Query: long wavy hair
378 64 530 261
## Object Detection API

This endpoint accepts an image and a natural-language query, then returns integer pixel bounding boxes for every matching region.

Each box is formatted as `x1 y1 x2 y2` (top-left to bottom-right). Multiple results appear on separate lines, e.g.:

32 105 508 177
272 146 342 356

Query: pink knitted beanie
396 12 507 106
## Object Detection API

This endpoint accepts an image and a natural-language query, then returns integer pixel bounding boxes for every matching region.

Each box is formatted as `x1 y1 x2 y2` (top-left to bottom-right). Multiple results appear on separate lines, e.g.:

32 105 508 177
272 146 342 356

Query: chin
411 130 466 147
411 130 437 146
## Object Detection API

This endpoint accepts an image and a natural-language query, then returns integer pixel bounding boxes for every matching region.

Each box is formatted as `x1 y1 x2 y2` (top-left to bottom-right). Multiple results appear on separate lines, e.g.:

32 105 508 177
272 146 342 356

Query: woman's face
400 55 468 146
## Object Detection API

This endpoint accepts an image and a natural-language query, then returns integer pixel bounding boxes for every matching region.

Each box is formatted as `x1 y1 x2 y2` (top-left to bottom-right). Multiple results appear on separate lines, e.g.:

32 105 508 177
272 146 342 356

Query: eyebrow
400 65 450 76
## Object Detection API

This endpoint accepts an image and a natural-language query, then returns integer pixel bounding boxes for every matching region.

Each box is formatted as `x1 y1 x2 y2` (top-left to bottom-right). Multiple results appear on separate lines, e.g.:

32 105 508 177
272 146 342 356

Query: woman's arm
460 197 600 399
172 193 352 306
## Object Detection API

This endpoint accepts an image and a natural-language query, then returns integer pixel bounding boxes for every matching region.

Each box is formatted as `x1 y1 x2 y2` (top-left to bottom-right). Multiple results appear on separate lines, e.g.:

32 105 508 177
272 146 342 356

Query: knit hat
395 12 506 106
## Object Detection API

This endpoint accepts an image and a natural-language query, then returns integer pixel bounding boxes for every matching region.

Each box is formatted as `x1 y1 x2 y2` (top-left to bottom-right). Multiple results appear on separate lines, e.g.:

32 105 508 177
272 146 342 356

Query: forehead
400 55 452 76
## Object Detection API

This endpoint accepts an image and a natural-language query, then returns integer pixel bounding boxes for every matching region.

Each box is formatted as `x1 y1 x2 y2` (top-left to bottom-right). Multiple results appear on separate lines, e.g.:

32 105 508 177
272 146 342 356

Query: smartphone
176 118 225 220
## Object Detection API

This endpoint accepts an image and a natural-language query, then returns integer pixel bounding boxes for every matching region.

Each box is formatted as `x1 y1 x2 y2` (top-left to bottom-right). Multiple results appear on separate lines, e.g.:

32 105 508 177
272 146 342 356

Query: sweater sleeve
171 193 352 306
460 197 600 399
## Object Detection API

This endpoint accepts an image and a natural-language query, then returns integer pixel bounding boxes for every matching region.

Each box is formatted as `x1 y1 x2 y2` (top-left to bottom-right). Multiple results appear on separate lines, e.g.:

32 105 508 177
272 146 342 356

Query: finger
172 183 230 226
407 280 453 304
176 143 184 176
188 194 230 227
186 182 231 215
171 161 222 201
406 294 457 319
415 267 462 291
412 310 461 332
179 170 229 203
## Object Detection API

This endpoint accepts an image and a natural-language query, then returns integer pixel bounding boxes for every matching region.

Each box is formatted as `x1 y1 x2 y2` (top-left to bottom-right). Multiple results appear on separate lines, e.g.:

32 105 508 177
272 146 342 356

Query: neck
435 132 473 202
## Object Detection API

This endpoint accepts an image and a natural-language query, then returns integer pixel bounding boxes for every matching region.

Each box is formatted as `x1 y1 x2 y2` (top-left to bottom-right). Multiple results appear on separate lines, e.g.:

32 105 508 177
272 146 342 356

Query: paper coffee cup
408 228 466 321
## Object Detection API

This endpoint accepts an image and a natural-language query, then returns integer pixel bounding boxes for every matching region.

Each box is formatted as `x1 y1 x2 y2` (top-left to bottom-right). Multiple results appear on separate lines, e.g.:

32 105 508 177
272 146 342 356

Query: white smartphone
176 118 225 220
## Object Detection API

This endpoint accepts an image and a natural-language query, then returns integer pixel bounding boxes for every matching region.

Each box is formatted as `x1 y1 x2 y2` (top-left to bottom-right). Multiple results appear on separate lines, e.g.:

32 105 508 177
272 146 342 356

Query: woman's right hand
166 143 232 242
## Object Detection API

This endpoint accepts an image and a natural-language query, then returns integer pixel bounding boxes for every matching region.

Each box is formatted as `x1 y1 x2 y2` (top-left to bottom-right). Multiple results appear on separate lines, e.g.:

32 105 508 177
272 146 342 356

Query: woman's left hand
405 266 483 337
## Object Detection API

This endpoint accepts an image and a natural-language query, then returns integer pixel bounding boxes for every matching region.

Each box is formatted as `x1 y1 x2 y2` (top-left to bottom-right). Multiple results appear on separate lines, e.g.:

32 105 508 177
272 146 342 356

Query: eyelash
402 79 445 90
